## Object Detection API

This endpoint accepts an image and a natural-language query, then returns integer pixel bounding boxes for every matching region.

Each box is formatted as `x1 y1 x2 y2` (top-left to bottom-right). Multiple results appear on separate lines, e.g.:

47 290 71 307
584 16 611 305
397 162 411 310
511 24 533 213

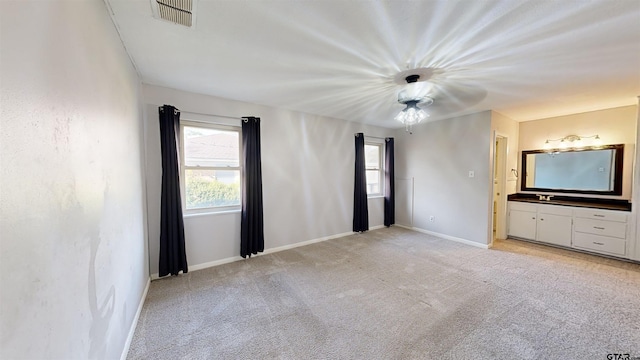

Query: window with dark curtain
384 137 395 227
240 117 264 258
353 133 369 232
158 105 188 277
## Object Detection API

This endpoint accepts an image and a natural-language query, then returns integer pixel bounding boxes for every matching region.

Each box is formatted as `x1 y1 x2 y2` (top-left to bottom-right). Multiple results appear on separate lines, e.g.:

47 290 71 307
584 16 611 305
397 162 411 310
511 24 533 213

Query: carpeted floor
127 227 640 359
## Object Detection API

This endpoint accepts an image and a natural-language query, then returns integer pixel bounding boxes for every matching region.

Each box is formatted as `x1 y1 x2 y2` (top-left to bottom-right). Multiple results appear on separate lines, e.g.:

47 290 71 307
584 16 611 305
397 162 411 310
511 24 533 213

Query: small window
181 121 241 213
365 143 383 196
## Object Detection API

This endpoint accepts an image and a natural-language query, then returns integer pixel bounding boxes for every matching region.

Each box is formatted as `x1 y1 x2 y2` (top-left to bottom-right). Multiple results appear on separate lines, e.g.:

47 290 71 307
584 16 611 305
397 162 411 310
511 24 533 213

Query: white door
508 210 537 240
537 214 572 247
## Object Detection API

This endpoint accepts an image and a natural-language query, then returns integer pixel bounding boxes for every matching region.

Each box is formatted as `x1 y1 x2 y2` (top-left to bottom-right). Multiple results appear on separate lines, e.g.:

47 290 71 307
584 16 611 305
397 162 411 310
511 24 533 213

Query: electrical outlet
429 216 435 222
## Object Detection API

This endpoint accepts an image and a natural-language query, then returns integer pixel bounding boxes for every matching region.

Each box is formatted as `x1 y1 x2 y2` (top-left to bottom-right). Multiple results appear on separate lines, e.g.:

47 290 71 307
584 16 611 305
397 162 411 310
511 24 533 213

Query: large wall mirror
521 144 624 195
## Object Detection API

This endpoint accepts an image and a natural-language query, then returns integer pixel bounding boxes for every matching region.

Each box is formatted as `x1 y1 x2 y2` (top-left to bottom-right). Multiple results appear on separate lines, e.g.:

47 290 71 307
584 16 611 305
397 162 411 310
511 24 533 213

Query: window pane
184 126 239 167
185 169 240 209
365 145 380 169
366 170 380 194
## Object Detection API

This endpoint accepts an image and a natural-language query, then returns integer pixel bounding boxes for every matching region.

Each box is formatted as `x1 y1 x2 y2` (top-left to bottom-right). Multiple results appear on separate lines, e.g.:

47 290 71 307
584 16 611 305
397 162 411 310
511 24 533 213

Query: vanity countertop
507 194 631 211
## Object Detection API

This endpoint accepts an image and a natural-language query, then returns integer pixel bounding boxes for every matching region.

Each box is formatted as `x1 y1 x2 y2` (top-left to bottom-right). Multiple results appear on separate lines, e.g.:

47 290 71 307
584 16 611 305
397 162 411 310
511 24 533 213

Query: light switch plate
468 171 475 178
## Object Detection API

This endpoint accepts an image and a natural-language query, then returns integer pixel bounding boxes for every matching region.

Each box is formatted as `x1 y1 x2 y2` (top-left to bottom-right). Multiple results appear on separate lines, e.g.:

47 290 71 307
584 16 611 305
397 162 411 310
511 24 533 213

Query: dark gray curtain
353 133 369 232
241 117 264 258
158 105 188 277
384 138 395 227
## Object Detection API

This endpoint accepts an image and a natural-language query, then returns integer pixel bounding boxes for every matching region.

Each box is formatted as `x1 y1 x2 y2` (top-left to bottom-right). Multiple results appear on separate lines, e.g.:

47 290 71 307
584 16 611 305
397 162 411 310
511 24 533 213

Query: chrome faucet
537 194 554 201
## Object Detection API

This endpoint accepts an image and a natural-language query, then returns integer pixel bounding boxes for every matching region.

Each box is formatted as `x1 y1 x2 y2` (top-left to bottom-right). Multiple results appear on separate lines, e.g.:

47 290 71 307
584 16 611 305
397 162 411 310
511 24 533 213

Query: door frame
491 132 509 244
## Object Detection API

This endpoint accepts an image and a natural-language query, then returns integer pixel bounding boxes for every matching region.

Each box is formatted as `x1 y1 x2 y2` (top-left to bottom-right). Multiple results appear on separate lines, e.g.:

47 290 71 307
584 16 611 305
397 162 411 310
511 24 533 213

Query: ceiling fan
391 67 488 133
394 73 434 133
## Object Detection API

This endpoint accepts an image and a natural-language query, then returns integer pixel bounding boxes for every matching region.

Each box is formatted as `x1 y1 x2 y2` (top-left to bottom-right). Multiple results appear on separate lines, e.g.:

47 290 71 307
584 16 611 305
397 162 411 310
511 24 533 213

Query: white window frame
365 140 384 198
180 120 242 215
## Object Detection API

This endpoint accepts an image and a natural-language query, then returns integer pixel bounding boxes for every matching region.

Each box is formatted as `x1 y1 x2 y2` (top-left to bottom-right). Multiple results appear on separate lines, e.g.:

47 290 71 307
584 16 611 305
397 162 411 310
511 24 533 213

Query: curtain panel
384 137 395 227
240 117 265 258
158 105 188 277
353 133 369 232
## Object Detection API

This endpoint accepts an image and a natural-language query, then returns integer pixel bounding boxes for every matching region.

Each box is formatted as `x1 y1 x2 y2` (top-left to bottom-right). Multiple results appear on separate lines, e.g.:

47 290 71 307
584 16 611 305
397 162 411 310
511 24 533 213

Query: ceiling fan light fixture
394 73 435 133
395 100 429 132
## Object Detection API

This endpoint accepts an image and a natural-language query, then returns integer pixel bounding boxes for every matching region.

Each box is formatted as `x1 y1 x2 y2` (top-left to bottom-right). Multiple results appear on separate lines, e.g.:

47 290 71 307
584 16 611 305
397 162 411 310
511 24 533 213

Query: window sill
367 195 384 199
184 209 241 218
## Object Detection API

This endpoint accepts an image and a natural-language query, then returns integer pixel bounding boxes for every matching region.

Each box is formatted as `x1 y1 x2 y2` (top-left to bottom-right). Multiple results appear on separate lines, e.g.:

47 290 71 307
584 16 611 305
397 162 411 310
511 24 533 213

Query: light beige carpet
128 227 640 359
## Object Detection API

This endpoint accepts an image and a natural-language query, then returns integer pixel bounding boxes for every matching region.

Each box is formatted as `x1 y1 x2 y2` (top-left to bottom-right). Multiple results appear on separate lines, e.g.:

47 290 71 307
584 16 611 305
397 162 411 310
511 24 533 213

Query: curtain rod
178 109 243 121
366 135 387 140
354 133 394 141
159 106 243 121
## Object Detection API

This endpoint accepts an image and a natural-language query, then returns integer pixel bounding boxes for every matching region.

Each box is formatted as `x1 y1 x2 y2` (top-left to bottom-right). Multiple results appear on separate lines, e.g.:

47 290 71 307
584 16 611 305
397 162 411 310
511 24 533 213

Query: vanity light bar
544 134 601 149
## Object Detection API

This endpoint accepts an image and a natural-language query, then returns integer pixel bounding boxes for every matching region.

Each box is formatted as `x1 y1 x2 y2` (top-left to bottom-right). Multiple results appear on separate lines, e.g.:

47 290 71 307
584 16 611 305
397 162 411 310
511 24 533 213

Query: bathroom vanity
507 195 632 259
507 143 635 261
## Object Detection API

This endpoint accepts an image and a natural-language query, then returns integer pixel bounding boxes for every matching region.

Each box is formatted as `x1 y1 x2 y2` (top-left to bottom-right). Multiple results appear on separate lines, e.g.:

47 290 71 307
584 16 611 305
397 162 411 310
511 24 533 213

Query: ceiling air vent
154 0 193 27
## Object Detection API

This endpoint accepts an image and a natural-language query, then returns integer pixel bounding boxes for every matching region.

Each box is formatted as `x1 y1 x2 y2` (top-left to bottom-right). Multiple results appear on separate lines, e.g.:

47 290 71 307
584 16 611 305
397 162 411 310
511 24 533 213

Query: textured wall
395 111 493 245
0 1 147 359
142 85 392 276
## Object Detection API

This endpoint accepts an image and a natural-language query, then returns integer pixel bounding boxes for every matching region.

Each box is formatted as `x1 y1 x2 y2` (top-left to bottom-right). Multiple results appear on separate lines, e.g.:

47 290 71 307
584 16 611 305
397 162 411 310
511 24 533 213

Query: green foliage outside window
186 176 240 209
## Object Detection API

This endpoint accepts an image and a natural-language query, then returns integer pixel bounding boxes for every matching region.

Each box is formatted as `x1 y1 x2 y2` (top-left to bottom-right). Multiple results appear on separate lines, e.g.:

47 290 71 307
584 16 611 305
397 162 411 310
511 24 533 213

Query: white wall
518 105 637 199
142 85 392 276
395 111 493 245
0 1 147 359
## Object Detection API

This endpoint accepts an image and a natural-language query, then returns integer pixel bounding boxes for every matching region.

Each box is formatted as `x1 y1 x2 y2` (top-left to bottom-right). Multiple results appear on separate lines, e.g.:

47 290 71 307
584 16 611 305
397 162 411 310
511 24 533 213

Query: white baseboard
150 255 245 280
262 230 355 255
150 228 389 279
120 277 150 360
397 225 490 249
189 255 245 273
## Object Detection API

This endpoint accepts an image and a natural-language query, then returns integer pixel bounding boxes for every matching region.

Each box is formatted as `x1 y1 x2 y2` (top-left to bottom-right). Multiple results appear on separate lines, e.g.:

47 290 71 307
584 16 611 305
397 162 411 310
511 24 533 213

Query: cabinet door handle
540 218 544 221
593 226 605 230
593 214 605 218
531 217 536 220
593 242 605 246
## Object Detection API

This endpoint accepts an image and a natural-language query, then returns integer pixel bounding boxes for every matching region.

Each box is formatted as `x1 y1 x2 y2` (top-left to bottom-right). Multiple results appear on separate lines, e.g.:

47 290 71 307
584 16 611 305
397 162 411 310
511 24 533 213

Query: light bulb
394 110 406 123
593 135 602 147
405 108 419 125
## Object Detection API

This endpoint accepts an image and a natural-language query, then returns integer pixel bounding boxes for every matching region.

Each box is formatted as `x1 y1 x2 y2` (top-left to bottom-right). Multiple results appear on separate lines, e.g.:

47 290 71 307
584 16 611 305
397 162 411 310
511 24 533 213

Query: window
365 143 383 196
181 121 241 213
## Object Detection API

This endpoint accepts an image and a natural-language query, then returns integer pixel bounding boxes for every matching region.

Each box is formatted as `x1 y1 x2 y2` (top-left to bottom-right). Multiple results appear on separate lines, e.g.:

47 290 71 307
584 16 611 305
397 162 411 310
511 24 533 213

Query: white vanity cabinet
507 202 537 239
507 202 572 247
572 209 628 257
535 204 573 247
507 201 631 259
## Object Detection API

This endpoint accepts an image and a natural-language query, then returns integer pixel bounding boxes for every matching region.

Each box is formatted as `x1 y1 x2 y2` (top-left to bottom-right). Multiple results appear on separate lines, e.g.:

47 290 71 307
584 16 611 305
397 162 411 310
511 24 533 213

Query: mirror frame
520 144 624 196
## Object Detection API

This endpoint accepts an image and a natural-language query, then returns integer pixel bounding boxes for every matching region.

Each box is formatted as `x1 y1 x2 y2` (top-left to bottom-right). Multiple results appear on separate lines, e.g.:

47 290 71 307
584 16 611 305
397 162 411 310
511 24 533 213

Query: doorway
492 135 508 242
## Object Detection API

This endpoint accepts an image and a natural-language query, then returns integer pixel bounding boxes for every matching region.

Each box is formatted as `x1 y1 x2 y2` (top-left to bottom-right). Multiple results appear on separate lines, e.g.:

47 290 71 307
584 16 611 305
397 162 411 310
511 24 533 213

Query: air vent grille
156 0 193 27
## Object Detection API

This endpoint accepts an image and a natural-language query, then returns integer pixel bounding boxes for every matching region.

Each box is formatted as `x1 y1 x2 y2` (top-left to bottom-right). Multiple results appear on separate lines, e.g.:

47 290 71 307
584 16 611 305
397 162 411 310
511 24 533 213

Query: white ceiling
105 0 640 128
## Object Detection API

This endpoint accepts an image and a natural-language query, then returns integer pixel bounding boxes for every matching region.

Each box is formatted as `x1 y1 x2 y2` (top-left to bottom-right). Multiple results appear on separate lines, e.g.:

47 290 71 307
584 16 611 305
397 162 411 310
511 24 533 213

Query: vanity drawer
508 202 537 212
574 218 626 239
573 209 627 223
537 204 573 216
573 232 626 256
